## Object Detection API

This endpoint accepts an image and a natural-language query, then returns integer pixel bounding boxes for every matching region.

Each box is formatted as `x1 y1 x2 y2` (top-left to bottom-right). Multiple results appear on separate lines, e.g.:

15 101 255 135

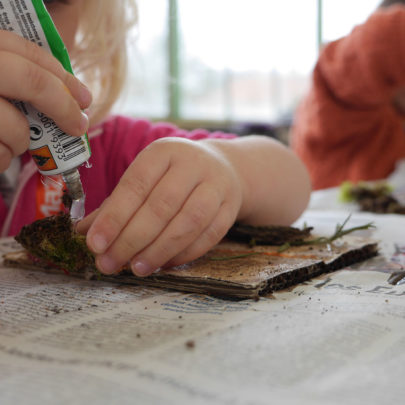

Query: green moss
339 181 355 202
339 180 394 203
15 214 96 273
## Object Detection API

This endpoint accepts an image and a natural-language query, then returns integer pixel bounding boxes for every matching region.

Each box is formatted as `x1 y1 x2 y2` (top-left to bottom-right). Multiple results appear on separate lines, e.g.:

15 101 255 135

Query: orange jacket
291 6 405 190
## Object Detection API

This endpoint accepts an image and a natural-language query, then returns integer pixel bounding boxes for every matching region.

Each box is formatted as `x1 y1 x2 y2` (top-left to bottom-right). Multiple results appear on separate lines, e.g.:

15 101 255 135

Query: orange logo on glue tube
36 176 65 219
30 145 58 171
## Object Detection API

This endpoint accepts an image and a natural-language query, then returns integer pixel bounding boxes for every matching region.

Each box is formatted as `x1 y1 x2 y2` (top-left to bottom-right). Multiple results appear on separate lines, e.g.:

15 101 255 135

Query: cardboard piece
3 236 378 299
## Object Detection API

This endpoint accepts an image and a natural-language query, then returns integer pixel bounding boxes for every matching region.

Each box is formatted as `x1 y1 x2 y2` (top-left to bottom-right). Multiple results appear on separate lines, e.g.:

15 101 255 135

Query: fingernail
79 111 89 133
79 83 92 106
131 260 153 277
97 255 118 274
90 233 108 253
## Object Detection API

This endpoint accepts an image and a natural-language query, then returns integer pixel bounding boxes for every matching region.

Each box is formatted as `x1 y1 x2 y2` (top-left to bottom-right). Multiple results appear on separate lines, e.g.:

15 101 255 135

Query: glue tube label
0 0 91 175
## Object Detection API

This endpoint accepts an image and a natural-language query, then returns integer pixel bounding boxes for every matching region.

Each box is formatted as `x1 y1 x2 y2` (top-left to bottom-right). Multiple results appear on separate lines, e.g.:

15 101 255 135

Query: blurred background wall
114 0 381 141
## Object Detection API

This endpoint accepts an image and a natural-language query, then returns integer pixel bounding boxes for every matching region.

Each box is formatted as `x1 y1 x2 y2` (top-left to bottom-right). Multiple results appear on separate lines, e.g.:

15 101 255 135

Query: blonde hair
70 0 138 125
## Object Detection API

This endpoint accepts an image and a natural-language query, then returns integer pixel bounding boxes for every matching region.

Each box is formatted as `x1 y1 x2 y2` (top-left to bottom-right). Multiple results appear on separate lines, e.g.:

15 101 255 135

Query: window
322 0 381 43
115 0 168 118
179 0 317 124
115 0 382 128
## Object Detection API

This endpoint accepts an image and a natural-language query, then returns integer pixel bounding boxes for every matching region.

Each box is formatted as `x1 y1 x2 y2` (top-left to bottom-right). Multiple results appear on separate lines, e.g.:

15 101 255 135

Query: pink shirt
0 115 235 236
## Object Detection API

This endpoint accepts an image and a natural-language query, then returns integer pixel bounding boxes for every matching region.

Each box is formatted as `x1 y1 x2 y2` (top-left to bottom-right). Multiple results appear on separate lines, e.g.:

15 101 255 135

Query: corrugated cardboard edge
2 240 378 299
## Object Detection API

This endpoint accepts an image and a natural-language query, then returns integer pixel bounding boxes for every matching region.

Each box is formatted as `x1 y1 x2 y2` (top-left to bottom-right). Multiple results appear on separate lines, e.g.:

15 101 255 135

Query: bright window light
322 0 381 43
116 0 385 125
179 0 317 123
114 0 169 118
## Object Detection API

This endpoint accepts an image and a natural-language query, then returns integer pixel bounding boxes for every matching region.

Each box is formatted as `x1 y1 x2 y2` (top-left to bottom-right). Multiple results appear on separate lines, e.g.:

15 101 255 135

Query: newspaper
0 210 404 405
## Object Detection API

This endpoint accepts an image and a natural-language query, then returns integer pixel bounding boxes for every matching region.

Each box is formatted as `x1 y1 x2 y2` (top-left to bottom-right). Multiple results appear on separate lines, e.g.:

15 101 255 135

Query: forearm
201 136 311 226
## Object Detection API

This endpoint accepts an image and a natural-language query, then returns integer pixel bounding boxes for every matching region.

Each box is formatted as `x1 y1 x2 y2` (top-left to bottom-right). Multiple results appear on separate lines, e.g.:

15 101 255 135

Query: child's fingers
0 97 30 157
94 182 222 275
76 209 99 234
163 203 234 268
0 51 89 137
0 142 13 172
94 167 200 273
125 182 223 276
0 31 92 109
63 72 92 110
85 145 172 256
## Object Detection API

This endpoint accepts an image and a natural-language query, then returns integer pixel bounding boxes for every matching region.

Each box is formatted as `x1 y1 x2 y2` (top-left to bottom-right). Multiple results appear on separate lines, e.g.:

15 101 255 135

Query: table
0 192 404 404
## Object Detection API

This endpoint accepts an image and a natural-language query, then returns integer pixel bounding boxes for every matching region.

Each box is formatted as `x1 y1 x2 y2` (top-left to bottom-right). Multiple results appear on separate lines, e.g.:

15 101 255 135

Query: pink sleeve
98 115 237 181
144 121 237 142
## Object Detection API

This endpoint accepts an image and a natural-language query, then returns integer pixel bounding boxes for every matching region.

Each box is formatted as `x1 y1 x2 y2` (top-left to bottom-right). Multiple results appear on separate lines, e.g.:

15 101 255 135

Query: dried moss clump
15 214 95 273
339 181 405 214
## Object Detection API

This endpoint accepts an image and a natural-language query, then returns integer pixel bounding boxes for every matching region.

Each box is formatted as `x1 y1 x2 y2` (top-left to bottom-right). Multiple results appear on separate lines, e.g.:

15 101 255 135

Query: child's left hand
77 137 243 276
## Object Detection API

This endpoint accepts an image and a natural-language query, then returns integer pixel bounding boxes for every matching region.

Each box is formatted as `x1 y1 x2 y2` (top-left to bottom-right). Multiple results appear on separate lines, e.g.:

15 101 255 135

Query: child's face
44 0 83 51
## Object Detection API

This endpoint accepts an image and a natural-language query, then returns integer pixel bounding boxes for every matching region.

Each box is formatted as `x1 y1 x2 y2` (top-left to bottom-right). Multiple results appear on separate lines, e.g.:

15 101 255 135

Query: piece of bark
226 223 313 245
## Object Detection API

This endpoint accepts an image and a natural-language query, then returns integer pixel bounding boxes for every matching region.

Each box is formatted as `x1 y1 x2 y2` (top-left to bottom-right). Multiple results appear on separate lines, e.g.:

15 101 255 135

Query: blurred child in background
291 0 405 190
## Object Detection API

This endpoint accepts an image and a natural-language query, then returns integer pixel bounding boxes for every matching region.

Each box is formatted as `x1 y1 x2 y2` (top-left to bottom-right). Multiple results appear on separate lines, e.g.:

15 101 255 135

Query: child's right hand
0 31 92 173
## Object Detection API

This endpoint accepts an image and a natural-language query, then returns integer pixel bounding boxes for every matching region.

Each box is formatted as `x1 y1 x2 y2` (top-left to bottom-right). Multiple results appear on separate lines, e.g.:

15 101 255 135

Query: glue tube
2 0 91 219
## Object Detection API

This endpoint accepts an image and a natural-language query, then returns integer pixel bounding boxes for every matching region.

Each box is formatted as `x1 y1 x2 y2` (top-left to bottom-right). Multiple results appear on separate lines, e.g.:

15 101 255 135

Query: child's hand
0 31 92 172
78 138 243 276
